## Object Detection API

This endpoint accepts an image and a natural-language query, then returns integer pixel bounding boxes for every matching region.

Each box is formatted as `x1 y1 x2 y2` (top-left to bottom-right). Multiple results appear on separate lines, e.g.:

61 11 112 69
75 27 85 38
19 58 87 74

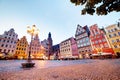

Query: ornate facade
0 28 18 58
30 34 42 59
105 23 120 57
15 36 28 59
90 24 114 58
75 25 91 59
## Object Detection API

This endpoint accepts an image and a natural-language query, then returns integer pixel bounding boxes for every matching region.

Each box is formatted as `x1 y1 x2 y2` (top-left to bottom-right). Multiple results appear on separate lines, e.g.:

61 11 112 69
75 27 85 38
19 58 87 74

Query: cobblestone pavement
0 59 120 80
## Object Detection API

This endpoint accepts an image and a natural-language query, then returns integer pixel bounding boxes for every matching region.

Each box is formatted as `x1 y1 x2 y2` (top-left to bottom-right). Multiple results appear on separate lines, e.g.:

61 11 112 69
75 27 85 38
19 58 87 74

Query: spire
34 34 39 40
48 32 51 38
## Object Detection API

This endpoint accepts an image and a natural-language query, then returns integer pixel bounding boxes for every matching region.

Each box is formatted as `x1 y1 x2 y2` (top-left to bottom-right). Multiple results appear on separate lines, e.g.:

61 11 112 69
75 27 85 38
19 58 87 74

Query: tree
70 0 120 15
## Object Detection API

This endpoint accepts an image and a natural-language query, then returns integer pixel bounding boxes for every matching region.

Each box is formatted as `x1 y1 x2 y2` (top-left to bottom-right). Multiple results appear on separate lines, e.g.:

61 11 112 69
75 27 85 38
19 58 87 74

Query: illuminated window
114 45 117 48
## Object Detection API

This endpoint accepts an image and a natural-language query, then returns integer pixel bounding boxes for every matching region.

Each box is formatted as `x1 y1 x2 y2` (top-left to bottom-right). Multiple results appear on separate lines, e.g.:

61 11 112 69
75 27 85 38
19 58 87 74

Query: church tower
47 32 53 59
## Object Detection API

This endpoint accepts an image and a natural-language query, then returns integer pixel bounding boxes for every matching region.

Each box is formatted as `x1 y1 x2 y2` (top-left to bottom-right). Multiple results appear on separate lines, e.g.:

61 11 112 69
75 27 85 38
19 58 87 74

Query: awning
91 53 112 56
91 54 99 56
101 53 112 55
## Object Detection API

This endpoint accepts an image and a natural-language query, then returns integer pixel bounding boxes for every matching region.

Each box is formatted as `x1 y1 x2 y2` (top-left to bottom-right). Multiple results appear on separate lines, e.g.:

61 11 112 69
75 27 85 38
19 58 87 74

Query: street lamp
21 25 39 68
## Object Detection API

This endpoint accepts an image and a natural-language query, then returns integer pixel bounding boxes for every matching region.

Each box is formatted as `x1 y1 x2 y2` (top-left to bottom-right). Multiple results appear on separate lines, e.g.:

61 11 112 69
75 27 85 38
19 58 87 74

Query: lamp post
21 25 39 68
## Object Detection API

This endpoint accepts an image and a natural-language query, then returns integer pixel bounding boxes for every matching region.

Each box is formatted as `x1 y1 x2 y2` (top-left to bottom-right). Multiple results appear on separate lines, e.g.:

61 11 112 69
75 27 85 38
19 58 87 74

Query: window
81 44 83 47
8 50 10 52
86 37 89 41
109 35 112 38
7 40 9 43
114 33 117 37
80 40 82 43
5 45 8 47
95 41 98 44
108 30 111 33
87 42 90 45
111 29 114 32
99 40 101 43
1 44 4 47
3 40 6 42
95 29 98 34
92 30 95 36
114 28 117 31
104 43 108 48
102 39 106 42
112 40 115 43
118 32 120 36
84 43 86 46
114 45 117 48
116 39 120 42
0 49 2 52
4 49 6 52
9 45 11 48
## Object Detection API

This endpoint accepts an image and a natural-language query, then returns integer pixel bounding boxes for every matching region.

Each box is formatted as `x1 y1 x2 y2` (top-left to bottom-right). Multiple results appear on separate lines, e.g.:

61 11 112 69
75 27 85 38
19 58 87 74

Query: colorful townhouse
14 36 28 59
0 28 18 59
30 34 42 59
105 23 120 58
90 24 114 58
75 25 91 59
60 37 78 59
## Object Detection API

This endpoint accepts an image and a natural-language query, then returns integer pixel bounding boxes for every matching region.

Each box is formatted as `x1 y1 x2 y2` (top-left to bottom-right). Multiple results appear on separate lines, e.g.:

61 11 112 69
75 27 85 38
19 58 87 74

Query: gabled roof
75 24 82 36
75 24 87 36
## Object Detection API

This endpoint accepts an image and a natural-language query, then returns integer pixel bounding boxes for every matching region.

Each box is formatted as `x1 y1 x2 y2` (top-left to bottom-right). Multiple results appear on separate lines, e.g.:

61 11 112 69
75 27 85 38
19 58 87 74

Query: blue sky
0 0 120 45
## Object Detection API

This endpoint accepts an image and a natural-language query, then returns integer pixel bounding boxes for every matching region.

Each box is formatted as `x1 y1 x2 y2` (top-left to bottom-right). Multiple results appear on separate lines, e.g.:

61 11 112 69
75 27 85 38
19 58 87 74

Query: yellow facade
15 36 28 59
105 24 120 56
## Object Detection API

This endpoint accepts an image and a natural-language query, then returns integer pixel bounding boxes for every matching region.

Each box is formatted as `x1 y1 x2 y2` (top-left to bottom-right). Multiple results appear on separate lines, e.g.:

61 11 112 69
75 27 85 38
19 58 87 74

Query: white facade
60 37 73 59
0 28 18 55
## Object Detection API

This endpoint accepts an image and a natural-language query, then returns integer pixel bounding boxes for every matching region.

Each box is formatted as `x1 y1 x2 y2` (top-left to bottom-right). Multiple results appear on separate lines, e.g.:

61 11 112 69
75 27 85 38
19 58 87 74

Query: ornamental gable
75 24 85 36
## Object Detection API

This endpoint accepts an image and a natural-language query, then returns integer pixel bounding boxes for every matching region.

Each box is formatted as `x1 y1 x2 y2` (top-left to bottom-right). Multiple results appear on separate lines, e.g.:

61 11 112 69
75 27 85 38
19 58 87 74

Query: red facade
90 24 114 56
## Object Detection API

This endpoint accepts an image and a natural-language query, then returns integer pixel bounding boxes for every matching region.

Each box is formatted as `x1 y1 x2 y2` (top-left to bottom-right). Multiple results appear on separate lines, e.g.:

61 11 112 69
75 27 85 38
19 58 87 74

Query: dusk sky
0 0 120 45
